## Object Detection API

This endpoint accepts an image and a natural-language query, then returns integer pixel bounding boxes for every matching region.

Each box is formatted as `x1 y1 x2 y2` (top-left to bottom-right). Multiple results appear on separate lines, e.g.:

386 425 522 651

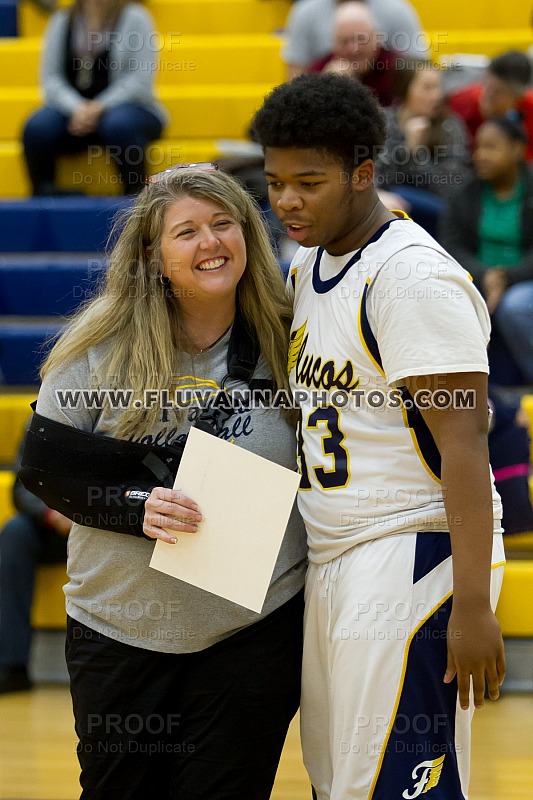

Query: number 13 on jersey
297 406 350 491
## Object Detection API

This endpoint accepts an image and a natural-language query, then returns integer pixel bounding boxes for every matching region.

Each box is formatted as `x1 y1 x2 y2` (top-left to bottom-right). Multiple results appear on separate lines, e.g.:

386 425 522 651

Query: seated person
310 1 403 107
375 59 470 235
448 50 533 161
488 392 533 535
377 60 470 196
282 0 429 79
23 0 168 195
439 116 533 385
0 433 70 695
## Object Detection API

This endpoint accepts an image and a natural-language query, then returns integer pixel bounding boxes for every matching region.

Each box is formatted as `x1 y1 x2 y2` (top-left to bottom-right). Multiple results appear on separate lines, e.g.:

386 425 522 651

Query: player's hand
444 606 505 710
143 487 202 544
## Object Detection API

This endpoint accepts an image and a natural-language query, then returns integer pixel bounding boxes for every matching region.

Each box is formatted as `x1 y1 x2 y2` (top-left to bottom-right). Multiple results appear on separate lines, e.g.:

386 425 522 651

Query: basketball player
252 73 505 800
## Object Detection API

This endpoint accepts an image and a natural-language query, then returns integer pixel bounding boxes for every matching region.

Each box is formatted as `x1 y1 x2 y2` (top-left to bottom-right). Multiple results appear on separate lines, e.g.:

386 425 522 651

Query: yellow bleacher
496 561 533 637
0 0 531 196
18 0 292 38
0 0 291 196
0 393 35 464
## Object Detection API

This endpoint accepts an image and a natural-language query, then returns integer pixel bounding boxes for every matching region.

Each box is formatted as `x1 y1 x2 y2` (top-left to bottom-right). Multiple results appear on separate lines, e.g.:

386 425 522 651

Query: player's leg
319 532 504 800
324 534 423 800
300 561 338 798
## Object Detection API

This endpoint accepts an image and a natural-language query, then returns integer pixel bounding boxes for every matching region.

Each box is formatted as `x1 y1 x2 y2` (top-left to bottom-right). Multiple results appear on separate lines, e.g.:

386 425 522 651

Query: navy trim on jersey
399 387 442 481
312 218 401 294
359 280 442 481
360 281 383 370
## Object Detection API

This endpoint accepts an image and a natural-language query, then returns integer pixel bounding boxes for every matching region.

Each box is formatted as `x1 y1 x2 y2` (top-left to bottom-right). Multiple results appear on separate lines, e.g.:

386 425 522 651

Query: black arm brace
18 311 273 537
19 413 185 537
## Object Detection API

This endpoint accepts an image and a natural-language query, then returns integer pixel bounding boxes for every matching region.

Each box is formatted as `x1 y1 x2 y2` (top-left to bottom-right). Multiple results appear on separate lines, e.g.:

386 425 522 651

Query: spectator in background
22 0 168 196
0 433 70 695
282 0 429 79
448 50 533 161
439 116 533 385
310 2 403 107
488 393 533 535
376 59 470 234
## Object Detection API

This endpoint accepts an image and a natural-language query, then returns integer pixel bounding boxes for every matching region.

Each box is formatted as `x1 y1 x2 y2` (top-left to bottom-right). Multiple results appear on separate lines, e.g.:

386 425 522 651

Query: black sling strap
19 316 273 537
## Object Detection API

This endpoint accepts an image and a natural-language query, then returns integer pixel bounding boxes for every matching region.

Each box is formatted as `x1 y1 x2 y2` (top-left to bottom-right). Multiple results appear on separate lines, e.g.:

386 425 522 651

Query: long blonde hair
41 168 293 437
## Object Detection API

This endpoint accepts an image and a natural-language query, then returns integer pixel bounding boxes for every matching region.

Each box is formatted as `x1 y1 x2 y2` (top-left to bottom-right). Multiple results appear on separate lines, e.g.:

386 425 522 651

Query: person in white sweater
23 0 168 195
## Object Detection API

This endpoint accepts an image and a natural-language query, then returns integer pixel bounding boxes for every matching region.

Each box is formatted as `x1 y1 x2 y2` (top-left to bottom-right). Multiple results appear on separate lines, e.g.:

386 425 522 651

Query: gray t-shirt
36 330 307 653
282 0 429 66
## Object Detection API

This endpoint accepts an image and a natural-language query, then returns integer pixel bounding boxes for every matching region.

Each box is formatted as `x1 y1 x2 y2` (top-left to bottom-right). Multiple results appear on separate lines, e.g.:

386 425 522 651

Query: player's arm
403 370 505 710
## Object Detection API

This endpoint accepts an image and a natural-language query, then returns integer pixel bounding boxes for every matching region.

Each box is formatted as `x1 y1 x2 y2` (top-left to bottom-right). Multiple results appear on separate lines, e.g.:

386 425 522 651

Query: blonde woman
34 166 306 799
23 0 167 195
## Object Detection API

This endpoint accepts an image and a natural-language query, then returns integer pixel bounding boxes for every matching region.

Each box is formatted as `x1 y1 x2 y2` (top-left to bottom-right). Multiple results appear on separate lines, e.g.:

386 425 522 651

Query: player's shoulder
363 218 464 282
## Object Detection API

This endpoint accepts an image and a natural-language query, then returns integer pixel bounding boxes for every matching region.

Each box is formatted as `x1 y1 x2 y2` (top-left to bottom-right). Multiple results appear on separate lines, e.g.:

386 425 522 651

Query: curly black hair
251 73 387 171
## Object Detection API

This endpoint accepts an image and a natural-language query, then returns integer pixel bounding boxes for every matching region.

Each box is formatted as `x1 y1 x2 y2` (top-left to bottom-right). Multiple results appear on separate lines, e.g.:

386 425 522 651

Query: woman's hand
143 487 202 544
68 101 104 137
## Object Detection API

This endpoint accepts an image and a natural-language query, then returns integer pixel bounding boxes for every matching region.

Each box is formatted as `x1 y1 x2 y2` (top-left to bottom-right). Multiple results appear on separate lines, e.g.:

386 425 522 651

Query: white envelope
150 426 301 612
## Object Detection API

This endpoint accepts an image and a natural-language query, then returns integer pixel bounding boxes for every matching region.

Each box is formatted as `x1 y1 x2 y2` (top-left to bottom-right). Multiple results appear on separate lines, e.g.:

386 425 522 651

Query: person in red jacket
449 50 533 161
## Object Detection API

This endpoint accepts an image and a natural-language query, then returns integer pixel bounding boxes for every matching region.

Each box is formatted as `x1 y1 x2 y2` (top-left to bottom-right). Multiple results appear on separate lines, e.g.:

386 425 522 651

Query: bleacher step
0 34 286 88
0 318 63 384
0 139 226 197
18 0 291 38
0 253 106 315
0 197 129 250
0 83 277 141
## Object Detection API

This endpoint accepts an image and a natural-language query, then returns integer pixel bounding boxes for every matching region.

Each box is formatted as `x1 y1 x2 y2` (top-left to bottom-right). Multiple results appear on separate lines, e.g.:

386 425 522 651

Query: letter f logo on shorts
402 755 445 798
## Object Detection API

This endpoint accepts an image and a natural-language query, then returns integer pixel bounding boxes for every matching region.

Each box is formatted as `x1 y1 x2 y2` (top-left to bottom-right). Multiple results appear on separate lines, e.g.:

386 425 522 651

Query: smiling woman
159 196 247 352
27 166 307 800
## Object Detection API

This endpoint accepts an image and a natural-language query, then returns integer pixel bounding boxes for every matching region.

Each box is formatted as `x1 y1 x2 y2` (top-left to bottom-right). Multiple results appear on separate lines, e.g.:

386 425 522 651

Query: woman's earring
158 273 170 286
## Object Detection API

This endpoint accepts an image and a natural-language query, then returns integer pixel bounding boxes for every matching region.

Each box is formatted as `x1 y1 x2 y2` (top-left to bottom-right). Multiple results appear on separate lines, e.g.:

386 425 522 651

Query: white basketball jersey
288 217 503 564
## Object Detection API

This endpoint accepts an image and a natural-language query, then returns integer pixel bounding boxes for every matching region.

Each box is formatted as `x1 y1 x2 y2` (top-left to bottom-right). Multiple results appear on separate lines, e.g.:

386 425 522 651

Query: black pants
23 104 163 195
66 590 303 800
